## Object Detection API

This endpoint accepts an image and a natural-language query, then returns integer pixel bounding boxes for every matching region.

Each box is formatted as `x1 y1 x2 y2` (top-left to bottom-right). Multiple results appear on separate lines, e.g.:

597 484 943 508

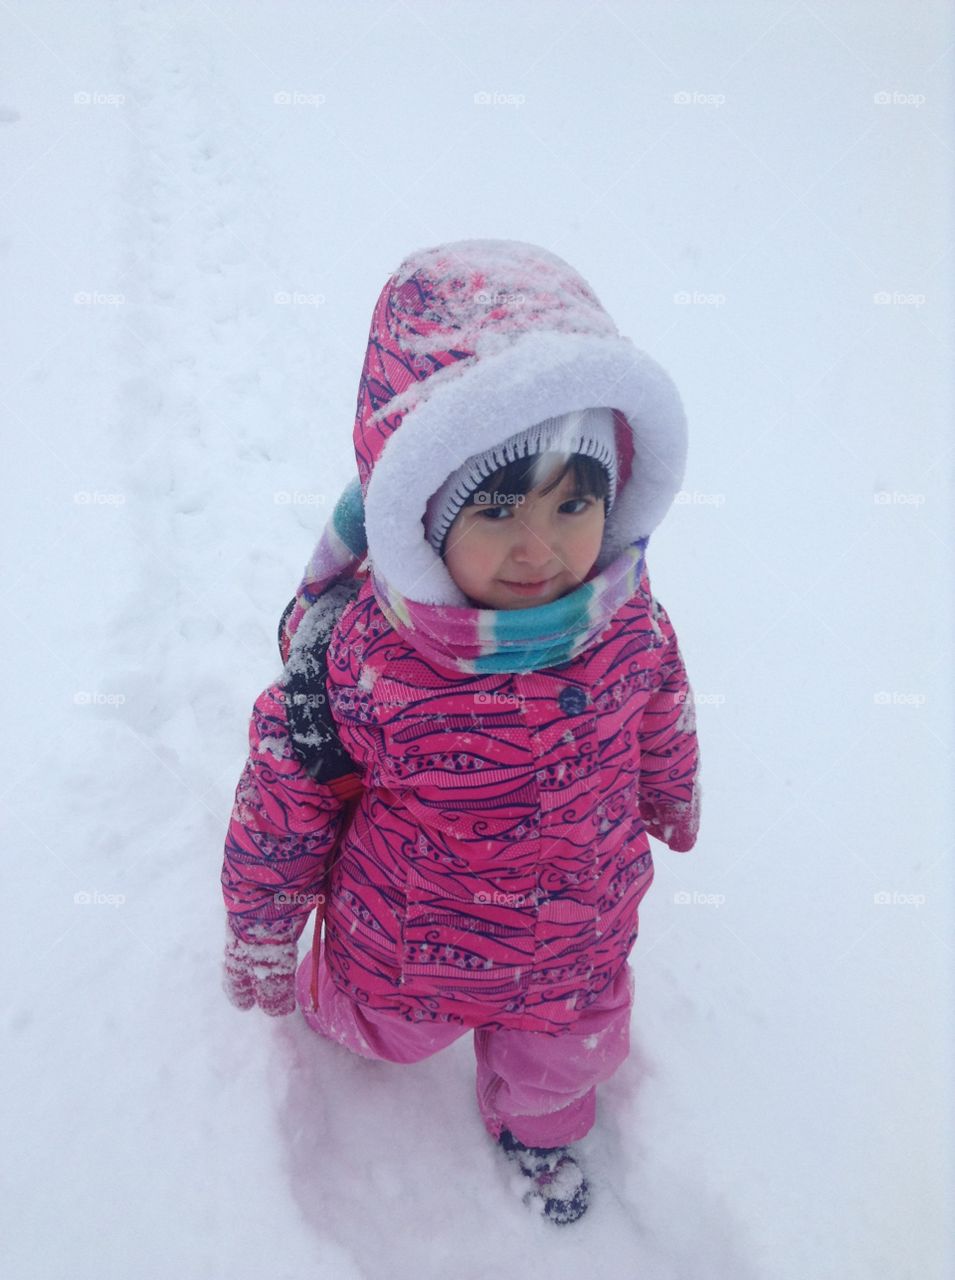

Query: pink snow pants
295 939 635 1148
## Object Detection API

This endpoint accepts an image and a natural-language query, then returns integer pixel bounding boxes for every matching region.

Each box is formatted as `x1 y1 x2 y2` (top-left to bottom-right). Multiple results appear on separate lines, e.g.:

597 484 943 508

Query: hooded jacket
222 240 701 1033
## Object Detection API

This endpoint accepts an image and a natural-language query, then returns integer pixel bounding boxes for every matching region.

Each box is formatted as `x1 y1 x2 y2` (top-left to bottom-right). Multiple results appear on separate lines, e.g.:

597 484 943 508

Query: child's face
442 463 606 610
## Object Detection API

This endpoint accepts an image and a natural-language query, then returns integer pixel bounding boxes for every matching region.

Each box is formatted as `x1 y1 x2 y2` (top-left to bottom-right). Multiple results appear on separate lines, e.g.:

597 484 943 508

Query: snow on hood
356 239 688 607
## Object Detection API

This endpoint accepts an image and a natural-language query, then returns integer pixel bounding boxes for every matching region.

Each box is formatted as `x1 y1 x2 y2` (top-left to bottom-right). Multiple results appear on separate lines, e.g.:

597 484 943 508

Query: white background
1 2 952 1277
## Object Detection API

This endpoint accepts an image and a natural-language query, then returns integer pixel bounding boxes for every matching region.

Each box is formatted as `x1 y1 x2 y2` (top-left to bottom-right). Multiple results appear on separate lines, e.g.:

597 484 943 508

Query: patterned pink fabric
222 567 699 1032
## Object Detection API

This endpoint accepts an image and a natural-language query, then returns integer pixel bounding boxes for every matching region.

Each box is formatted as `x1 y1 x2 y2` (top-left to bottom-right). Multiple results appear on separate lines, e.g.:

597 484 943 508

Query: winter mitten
223 920 298 1016
498 1128 590 1225
640 795 699 853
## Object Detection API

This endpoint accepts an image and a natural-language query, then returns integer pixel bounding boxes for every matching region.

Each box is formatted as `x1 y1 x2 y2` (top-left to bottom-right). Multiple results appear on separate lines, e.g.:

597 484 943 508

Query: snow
256 735 287 762
286 582 361 670
387 237 620 355
1 2 952 1279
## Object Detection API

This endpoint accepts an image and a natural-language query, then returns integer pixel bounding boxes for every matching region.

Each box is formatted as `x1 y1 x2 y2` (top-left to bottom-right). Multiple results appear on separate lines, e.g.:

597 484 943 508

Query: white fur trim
364 330 687 606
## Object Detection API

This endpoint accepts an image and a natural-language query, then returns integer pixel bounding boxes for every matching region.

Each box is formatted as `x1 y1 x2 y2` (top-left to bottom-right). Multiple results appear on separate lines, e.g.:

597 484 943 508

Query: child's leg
295 941 465 1064
474 962 635 1148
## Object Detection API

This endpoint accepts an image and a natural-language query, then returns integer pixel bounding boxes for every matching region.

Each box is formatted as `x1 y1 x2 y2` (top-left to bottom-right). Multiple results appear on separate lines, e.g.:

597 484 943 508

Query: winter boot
498 1127 590 1224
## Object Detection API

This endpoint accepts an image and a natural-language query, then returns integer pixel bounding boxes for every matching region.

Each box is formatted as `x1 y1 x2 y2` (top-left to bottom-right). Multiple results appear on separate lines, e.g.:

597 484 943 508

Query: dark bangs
463 451 610 508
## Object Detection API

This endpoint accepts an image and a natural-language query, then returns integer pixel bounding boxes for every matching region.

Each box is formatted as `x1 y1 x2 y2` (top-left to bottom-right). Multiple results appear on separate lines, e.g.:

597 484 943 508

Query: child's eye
477 504 511 520
560 497 593 515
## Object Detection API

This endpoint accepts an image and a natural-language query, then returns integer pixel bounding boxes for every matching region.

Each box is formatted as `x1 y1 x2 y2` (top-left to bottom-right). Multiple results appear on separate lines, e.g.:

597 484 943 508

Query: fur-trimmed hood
355 239 688 608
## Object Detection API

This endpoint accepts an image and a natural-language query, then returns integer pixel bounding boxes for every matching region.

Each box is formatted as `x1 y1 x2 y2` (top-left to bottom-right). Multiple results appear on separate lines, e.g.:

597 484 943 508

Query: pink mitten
640 791 701 853
223 920 298 1016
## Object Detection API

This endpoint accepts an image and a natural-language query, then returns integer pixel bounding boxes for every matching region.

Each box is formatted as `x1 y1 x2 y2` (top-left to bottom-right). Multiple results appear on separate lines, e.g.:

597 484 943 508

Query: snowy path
1 3 951 1278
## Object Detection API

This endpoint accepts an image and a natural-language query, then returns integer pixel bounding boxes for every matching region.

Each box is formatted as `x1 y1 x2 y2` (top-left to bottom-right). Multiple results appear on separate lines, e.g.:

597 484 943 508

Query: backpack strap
279 580 364 784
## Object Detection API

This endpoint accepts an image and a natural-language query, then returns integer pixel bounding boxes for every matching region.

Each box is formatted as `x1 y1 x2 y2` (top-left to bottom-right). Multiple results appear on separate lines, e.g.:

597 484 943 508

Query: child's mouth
498 576 556 596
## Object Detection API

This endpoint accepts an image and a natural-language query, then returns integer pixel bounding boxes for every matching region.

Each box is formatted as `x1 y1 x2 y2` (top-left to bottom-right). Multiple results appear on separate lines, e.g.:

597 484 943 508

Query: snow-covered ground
2 2 952 1277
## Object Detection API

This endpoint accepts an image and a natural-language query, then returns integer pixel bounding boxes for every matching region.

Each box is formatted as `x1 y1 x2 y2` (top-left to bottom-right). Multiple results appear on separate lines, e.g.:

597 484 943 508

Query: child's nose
510 513 558 568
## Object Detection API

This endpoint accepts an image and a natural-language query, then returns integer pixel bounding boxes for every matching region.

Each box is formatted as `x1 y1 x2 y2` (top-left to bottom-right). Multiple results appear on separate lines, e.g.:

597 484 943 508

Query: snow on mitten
223 920 298 1017
639 789 701 853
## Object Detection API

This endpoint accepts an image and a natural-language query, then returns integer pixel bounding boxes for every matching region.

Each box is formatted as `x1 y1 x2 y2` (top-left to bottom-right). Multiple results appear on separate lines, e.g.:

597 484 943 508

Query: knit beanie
423 407 618 555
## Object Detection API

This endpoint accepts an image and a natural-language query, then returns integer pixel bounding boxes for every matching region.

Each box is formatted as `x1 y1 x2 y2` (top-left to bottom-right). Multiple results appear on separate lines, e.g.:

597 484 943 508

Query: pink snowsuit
222 239 702 1146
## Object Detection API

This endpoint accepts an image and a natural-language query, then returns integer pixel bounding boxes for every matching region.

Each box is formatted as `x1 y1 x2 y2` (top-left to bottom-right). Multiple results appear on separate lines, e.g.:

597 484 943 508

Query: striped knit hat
424 407 618 555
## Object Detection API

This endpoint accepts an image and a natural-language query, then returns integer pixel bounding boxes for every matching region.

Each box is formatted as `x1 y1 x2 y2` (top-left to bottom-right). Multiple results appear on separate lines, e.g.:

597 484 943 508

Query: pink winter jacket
222 240 702 1033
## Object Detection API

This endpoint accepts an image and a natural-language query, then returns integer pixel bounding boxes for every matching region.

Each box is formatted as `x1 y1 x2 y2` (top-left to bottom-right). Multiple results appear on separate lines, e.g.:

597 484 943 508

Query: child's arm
637 596 701 853
220 680 362 1014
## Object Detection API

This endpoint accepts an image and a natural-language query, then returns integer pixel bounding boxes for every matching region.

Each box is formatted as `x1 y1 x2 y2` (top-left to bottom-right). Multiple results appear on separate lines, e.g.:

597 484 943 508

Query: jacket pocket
400 863 537 1002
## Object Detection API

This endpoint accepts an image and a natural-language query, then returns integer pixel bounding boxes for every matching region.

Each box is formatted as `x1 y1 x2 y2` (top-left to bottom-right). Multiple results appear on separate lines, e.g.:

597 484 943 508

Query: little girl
221 239 701 1225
